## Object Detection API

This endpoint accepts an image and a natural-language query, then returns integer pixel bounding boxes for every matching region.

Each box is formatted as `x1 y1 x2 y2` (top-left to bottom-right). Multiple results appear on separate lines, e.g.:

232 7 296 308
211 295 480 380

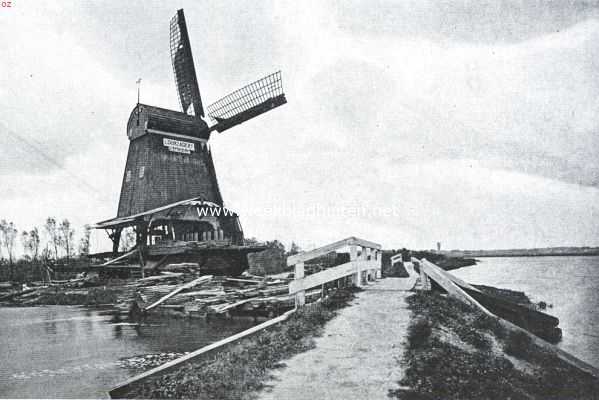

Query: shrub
457 326 492 351
407 318 432 349
472 314 506 339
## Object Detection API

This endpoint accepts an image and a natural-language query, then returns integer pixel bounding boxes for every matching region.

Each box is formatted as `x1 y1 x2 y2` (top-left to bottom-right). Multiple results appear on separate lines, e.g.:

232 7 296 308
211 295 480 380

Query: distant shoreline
472 253 599 258
441 248 599 258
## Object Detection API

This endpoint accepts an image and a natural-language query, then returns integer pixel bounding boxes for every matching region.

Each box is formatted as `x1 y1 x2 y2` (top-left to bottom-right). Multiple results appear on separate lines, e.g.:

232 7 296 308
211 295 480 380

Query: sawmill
90 9 287 279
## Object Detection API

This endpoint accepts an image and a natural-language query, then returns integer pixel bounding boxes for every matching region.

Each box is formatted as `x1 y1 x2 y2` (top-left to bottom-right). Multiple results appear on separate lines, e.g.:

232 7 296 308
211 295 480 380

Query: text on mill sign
163 138 195 154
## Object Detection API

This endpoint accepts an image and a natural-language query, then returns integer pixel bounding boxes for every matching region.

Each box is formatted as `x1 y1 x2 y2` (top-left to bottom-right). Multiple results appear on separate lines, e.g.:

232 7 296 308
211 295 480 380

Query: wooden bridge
288 236 382 307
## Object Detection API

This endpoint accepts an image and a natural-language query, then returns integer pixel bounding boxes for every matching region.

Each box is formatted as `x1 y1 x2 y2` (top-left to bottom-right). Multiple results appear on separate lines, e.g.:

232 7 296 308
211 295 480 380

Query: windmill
92 9 286 276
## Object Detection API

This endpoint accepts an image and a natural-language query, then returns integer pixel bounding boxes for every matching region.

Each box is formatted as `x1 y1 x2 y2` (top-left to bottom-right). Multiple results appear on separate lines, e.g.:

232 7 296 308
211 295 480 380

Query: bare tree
21 231 29 259
288 241 302 256
22 228 41 261
0 220 18 265
58 219 75 262
119 228 137 252
44 217 60 260
22 228 45 281
79 224 91 256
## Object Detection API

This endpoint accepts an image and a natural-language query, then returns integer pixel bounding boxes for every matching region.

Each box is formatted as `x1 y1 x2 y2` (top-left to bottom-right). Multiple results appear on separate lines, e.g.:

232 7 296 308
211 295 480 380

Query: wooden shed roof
92 196 224 229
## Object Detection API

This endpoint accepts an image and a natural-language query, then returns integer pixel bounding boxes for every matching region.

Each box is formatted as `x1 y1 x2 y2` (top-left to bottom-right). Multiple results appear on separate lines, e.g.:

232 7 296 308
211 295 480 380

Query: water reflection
0 305 257 398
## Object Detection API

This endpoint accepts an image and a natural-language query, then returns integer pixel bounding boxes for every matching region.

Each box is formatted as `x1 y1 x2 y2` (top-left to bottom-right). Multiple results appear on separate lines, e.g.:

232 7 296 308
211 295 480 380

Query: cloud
1 1 599 250
332 0 599 44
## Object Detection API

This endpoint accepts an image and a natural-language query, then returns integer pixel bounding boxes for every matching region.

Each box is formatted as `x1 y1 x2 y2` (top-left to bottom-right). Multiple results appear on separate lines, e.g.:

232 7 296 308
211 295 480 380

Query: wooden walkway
258 277 417 400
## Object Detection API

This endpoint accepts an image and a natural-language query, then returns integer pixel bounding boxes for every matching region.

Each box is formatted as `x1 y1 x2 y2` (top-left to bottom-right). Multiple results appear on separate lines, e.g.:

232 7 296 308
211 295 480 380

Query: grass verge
391 291 599 400
122 287 359 399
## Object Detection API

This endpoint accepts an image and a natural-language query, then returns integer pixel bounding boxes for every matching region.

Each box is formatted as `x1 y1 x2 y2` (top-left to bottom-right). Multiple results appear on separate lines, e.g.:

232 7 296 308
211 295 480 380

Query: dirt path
258 277 417 400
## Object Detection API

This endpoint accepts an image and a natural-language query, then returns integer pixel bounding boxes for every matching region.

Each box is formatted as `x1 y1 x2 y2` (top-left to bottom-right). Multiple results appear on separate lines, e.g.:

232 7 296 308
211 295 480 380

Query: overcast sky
1 0 598 251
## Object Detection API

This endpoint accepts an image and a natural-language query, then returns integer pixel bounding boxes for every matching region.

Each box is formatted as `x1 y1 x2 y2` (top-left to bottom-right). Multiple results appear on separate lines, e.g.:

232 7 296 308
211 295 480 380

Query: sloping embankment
392 291 599 399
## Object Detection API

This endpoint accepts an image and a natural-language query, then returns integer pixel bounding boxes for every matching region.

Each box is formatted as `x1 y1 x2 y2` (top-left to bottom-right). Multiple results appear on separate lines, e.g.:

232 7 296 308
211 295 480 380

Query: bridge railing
288 236 382 307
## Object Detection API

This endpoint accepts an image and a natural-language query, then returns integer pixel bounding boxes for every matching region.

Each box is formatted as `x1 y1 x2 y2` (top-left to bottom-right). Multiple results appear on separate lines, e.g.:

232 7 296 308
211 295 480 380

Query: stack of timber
130 272 308 318
0 275 105 306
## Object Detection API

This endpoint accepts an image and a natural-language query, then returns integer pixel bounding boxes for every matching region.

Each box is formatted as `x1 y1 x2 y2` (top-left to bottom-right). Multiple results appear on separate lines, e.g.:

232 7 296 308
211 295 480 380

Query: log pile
0 270 318 318
130 272 311 318
0 274 103 306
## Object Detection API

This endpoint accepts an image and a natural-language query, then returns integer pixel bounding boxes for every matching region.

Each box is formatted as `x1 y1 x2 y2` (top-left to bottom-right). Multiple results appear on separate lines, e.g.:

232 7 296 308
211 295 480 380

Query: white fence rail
288 236 382 307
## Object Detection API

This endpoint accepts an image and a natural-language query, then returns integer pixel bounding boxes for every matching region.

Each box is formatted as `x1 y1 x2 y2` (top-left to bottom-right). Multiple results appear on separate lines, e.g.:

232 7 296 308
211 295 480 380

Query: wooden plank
144 275 212 311
290 261 356 294
287 236 381 266
390 254 403 265
225 278 262 284
287 238 353 266
428 259 558 327
420 259 493 315
137 273 184 282
100 249 138 266
212 299 253 313
350 237 382 251
108 308 296 398
93 196 205 228
441 269 483 293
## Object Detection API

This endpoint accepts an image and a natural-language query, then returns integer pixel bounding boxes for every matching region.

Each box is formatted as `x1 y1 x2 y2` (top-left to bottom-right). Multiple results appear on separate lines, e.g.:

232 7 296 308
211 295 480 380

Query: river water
0 307 256 398
452 256 599 368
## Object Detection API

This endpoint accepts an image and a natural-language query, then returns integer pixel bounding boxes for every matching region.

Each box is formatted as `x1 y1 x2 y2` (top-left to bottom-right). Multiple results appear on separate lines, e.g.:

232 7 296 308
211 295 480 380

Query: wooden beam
137 272 184 282
144 275 213 311
287 236 381 267
294 261 305 306
100 249 138 266
138 247 146 279
420 259 492 314
288 261 379 294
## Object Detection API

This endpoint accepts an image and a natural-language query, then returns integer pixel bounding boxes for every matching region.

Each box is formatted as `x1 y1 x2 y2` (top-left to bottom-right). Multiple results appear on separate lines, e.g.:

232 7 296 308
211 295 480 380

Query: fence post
350 244 362 287
419 263 431 291
362 247 372 284
374 249 381 279
294 261 305 307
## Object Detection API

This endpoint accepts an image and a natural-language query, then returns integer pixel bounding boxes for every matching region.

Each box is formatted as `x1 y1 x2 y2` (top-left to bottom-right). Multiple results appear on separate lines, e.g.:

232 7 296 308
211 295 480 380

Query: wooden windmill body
92 9 286 276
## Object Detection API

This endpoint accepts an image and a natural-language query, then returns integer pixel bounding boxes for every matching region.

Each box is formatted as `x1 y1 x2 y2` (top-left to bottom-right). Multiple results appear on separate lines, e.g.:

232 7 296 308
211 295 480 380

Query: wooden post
350 245 361 287
110 228 122 255
294 261 305 307
366 247 375 282
138 247 146 279
419 266 431 291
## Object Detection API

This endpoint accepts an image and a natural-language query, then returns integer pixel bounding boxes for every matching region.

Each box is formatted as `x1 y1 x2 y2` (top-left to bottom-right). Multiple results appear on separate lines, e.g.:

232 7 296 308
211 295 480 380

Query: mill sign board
163 138 195 154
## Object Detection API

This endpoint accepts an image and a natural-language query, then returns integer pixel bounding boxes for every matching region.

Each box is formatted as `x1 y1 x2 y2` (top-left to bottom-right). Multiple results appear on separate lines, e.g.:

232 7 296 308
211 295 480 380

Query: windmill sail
207 71 286 133
170 9 204 117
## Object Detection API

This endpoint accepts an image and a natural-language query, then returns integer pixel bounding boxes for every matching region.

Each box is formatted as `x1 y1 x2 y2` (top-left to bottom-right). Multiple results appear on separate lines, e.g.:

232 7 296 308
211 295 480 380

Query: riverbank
0 285 124 306
392 291 599 399
122 287 358 399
